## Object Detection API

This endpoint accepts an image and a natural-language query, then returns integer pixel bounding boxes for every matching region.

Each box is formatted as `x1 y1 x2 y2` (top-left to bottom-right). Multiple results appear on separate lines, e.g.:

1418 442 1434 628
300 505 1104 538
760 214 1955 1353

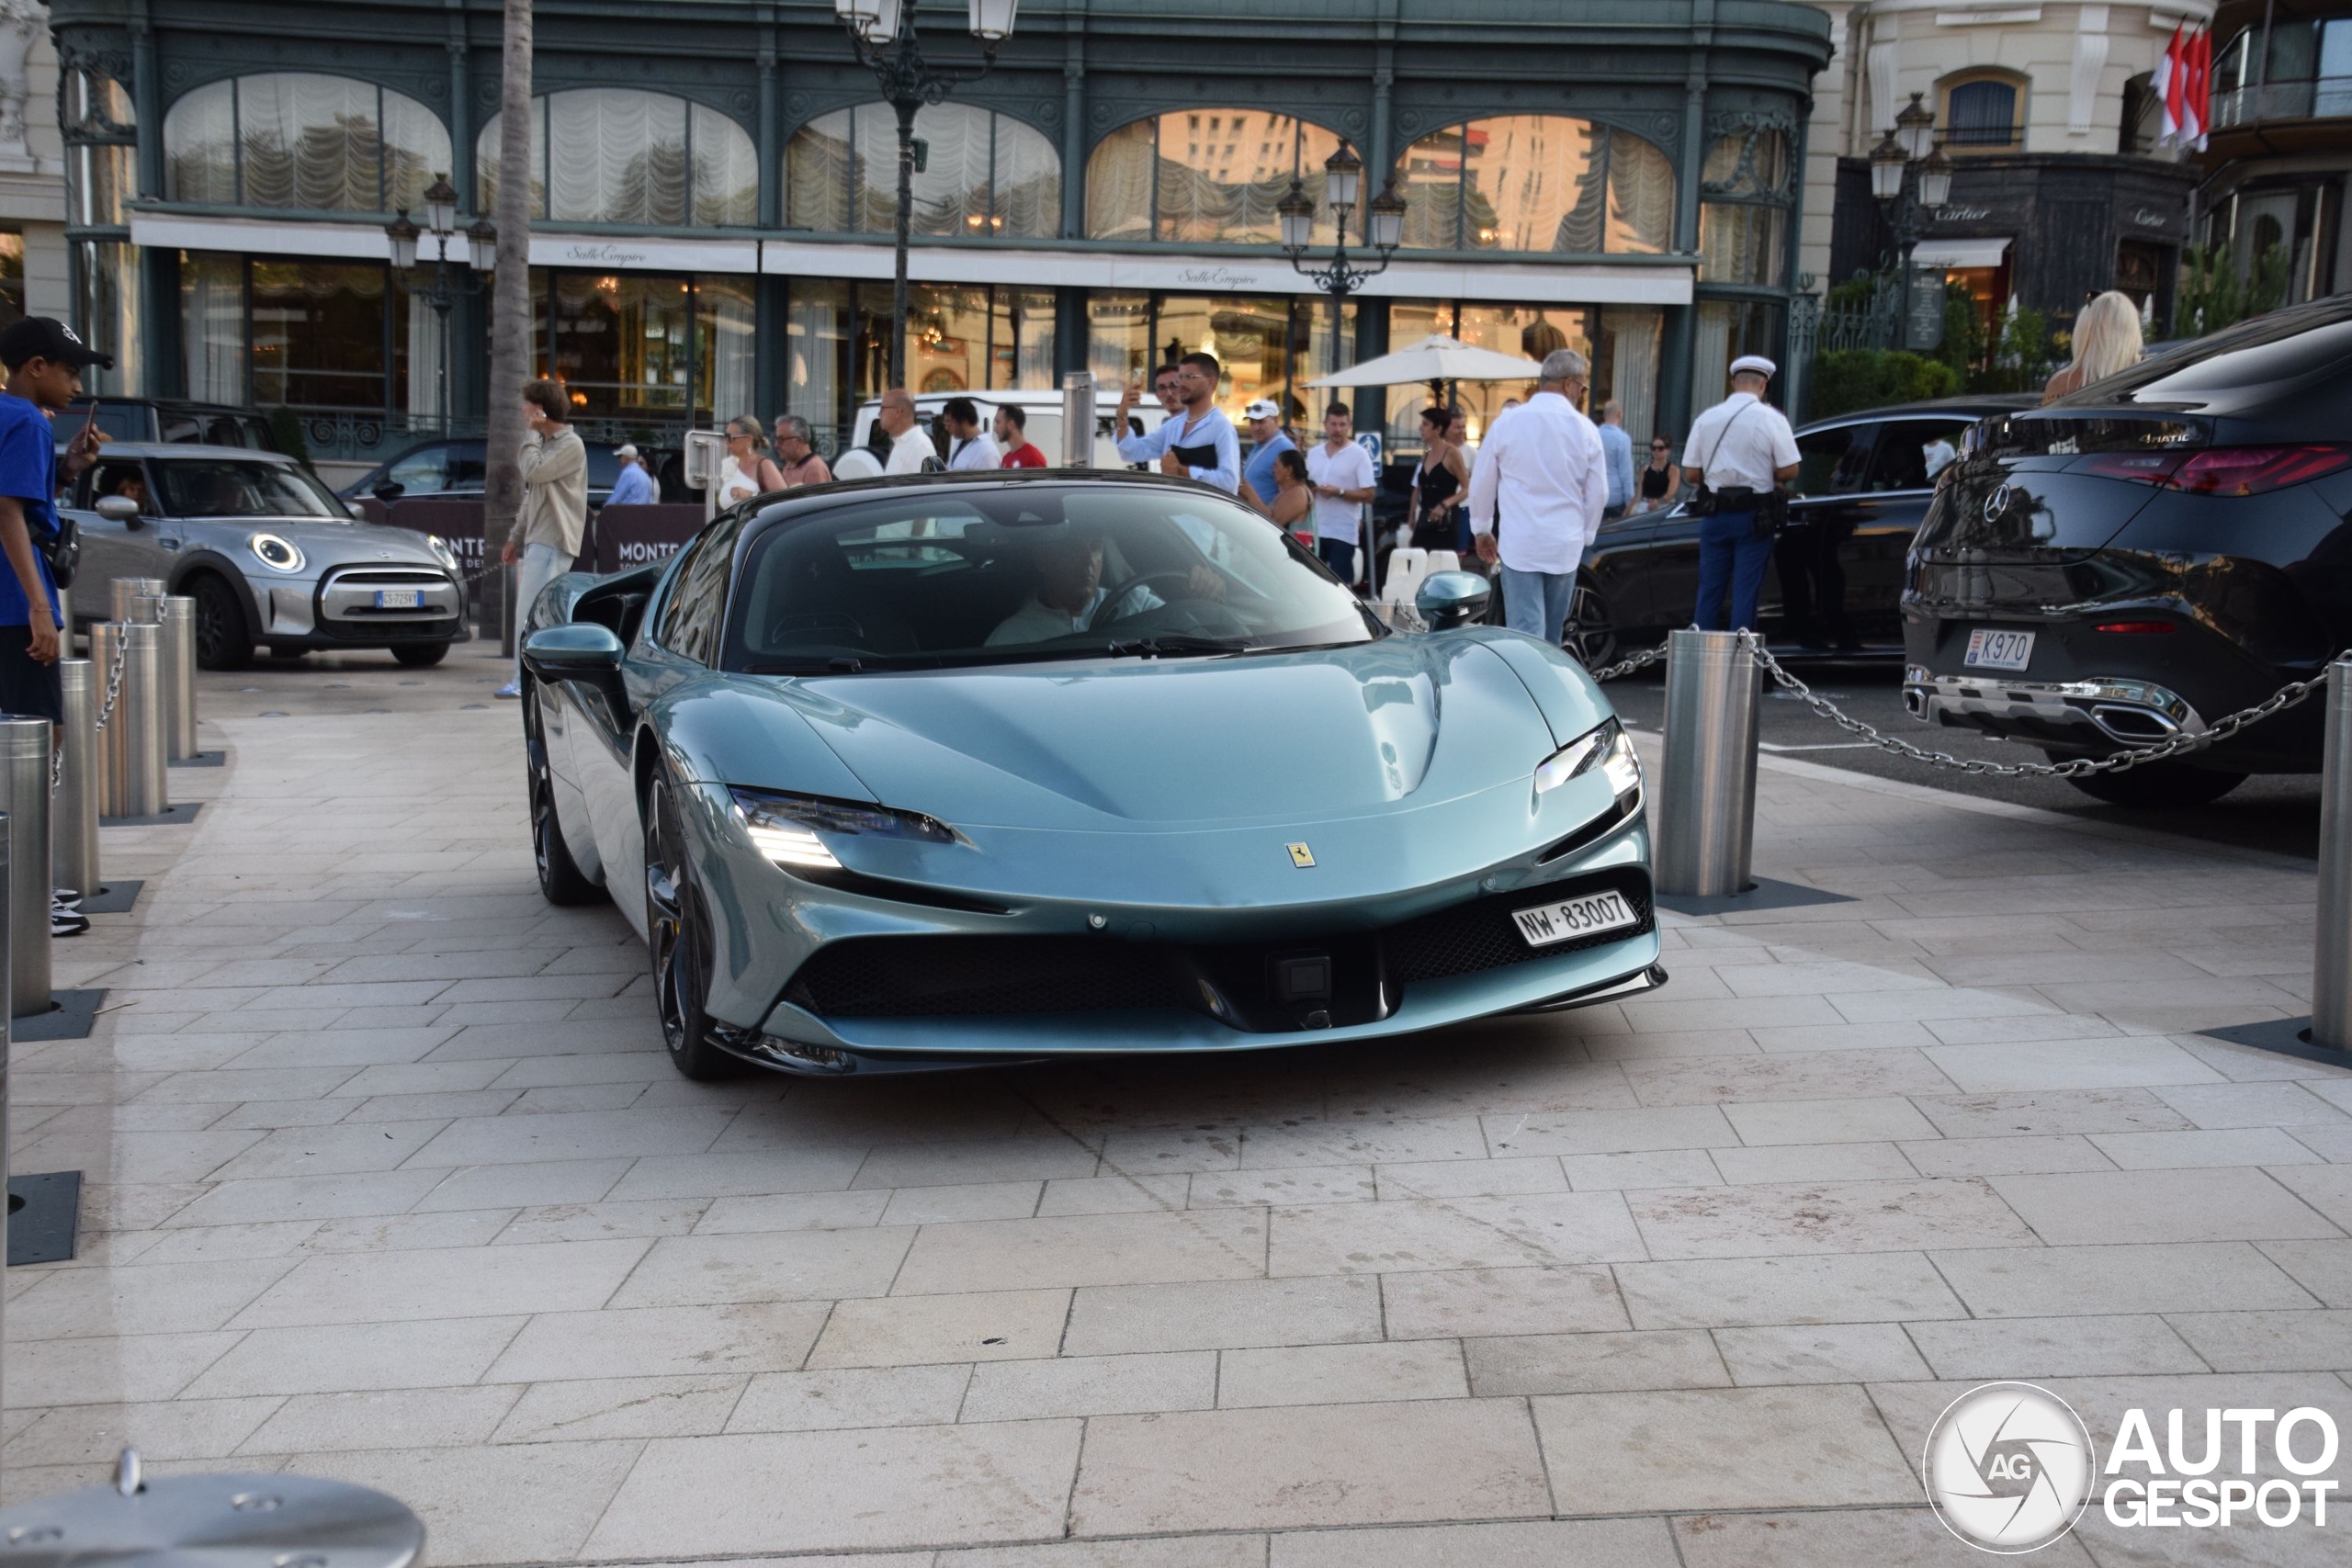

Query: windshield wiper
1103 635 1247 659
743 656 865 674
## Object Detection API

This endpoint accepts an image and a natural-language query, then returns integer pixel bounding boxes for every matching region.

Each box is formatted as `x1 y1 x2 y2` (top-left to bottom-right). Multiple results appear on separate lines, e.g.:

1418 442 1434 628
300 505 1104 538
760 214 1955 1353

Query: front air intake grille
785 936 1194 1019
1385 868 1654 984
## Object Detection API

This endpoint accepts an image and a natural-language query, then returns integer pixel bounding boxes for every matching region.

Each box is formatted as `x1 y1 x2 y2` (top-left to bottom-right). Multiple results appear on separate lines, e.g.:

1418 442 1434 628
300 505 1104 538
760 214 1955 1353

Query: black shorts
0 626 62 725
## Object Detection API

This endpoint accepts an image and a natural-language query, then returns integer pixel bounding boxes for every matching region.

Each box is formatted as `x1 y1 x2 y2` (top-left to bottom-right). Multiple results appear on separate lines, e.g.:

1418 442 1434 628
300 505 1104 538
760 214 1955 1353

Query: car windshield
152 458 346 519
721 482 1378 671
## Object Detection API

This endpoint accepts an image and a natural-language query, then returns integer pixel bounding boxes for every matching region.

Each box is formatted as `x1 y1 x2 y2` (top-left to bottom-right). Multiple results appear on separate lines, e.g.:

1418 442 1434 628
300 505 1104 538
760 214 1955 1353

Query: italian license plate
1511 888 1639 949
374 588 423 609
1963 628 2035 671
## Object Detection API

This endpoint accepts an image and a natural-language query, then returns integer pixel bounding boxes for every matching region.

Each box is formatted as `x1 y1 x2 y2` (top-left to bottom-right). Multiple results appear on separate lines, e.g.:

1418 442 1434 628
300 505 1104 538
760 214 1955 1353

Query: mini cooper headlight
728 787 956 871
1534 717 1643 801
425 534 461 573
250 533 305 573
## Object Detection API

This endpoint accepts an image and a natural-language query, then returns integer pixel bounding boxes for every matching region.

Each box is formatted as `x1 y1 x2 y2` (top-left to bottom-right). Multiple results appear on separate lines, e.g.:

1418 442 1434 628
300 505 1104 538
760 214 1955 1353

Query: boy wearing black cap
0 317 109 722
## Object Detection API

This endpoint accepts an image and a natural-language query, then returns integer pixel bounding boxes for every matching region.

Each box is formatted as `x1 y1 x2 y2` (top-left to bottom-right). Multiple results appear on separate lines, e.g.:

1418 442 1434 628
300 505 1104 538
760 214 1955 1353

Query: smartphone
73 401 99 449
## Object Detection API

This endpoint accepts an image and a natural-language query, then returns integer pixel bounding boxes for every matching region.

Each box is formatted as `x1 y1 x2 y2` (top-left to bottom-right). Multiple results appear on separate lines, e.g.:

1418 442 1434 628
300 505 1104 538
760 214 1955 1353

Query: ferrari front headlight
1534 718 1642 801
728 787 955 871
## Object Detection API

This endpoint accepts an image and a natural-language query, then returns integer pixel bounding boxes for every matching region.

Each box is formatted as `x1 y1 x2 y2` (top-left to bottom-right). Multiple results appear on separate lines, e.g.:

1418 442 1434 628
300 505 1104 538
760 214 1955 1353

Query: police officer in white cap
1679 353 1799 633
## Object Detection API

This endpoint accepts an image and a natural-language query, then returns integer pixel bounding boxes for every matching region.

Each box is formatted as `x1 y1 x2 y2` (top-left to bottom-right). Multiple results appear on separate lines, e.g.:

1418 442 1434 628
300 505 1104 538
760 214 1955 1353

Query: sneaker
52 887 82 911
51 900 89 939
494 682 523 700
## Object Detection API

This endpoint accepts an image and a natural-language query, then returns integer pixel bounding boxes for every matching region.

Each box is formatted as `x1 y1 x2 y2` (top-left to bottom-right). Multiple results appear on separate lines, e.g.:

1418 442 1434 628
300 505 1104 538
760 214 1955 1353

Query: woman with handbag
1679 355 1799 633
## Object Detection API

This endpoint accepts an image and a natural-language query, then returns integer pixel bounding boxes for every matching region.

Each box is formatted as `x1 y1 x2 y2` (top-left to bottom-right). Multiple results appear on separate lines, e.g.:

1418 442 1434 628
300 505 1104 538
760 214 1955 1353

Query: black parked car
62 397 277 453
339 437 650 509
1571 396 2036 665
1902 295 2352 807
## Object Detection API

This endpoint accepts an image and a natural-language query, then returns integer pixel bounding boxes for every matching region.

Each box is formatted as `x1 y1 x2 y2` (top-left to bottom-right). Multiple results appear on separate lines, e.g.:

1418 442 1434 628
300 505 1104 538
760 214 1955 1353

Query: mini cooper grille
780 869 1655 1022
1384 869 1654 984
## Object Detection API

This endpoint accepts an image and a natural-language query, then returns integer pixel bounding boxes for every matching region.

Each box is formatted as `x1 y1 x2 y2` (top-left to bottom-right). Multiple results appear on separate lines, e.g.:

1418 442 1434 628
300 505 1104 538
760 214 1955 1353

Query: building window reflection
1085 110 1345 245
67 68 141 392
785 104 1060 238
779 280 1057 450
534 270 757 426
1698 126 1793 288
174 250 413 415
1383 299 1660 447
164 73 450 212
479 91 757 227
1395 116 1673 254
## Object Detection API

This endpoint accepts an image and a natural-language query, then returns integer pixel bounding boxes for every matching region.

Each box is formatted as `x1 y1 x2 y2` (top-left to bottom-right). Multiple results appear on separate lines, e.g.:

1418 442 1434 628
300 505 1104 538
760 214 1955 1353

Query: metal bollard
0 812 10 1416
112 577 165 624
1060 370 1096 468
2313 659 2352 1050
153 596 199 761
0 716 50 1017
54 581 69 651
91 622 167 819
0 1451 425 1568
56 660 99 902
1656 628 1762 898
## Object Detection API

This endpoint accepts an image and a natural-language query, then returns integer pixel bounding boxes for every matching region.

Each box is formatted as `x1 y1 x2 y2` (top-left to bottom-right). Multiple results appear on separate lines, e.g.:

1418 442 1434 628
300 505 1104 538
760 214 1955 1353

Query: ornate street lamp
833 0 1017 389
1279 142 1408 375
385 172 492 432
1870 98 1951 350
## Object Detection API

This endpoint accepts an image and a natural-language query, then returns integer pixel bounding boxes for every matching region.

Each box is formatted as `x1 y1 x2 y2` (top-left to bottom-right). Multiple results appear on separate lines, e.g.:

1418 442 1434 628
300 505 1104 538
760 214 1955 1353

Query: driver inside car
985 531 1233 647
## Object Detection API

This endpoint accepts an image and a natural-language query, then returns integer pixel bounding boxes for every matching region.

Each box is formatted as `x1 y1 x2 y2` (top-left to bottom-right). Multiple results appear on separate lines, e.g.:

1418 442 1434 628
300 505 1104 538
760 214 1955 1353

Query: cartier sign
1936 205 1996 222
2129 207 2174 230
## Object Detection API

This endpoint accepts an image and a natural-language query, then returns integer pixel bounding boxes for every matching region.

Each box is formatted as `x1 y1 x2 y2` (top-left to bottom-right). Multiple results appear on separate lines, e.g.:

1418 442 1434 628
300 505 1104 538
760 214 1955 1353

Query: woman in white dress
718 416 786 507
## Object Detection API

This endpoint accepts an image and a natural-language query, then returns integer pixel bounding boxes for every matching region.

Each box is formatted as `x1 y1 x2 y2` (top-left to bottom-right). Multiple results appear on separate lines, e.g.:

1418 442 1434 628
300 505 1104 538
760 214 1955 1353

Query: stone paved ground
5 643 2350 1566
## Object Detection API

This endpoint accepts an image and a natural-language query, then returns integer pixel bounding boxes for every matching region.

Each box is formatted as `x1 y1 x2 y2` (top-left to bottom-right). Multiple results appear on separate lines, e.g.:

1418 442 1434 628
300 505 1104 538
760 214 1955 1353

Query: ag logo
1923 1382 2095 1553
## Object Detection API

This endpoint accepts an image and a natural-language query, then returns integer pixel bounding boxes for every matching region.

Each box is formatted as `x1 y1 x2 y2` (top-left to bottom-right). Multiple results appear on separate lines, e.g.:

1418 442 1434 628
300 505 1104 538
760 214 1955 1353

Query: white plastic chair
1381 547 1430 605
1424 549 1461 575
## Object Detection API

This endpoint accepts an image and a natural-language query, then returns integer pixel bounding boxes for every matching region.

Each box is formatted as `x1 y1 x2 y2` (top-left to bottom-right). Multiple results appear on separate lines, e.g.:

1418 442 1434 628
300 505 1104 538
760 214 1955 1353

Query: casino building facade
46 0 1831 470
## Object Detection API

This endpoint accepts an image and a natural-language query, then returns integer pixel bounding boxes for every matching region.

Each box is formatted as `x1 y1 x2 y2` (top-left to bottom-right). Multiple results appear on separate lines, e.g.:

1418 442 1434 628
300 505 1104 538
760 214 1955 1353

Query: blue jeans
514 541 572 682
1694 512 1773 632
1499 565 1576 644
1317 537 1356 585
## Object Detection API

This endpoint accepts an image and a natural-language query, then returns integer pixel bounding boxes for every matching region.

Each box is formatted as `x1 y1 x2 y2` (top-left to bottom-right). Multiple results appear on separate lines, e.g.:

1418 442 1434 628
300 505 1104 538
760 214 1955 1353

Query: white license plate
1963 628 2036 671
374 588 423 609
1511 888 1639 948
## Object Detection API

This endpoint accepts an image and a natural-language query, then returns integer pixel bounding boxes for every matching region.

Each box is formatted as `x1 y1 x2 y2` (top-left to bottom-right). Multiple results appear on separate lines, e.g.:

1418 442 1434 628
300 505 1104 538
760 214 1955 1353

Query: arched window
1084 109 1344 245
786 104 1058 238
478 90 757 226
164 73 450 212
1942 73 2024 151
1698 125 1792 287
1394 116 1673 254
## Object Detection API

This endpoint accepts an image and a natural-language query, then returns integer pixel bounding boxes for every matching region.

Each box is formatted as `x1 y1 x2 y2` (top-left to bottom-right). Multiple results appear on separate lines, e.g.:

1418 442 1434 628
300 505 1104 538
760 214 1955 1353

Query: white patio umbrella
1303 333 1543 388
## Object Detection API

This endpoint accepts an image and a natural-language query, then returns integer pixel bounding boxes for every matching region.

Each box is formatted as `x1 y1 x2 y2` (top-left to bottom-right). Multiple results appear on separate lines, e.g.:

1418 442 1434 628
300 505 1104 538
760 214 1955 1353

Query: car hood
729 637 1566 832
191 518 452 563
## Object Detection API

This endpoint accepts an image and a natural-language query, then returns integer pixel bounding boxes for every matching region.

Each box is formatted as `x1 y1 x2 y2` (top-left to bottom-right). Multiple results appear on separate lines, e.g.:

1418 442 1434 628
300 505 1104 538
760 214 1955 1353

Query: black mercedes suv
1902 295 2352 806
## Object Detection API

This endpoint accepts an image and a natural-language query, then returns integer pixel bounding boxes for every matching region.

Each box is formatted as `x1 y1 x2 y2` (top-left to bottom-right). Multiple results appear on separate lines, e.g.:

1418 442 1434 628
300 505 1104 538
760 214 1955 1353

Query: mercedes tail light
2169 446 2352 496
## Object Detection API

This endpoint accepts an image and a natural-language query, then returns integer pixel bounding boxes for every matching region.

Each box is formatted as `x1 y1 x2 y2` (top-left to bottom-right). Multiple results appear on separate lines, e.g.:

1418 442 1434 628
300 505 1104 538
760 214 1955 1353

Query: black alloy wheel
187 573 254 671
528 711 603 908
1564 580 1620 670
391 643 448 668
644 773 735 1079
2054 756 2249 808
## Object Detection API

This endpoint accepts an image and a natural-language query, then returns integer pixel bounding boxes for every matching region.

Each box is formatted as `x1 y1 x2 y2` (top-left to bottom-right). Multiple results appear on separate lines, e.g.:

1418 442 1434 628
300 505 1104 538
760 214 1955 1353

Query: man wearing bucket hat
1680 353 1799 634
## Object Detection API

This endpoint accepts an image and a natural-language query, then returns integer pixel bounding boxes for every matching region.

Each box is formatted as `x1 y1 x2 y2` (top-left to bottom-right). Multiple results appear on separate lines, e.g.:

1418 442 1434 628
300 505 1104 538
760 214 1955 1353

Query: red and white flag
2157 25 2213 149
2157 25 2187 145
2187 25 2211 148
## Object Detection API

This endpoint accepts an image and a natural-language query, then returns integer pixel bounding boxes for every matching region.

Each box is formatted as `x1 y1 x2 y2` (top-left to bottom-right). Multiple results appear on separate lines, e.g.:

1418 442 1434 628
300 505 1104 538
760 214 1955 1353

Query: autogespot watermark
1921 1383 2342 1553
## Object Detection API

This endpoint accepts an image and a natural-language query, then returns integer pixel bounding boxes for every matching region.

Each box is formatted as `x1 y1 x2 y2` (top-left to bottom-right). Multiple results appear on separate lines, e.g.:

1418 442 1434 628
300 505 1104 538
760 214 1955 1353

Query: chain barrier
1575 625 2338 781
51 628 129 794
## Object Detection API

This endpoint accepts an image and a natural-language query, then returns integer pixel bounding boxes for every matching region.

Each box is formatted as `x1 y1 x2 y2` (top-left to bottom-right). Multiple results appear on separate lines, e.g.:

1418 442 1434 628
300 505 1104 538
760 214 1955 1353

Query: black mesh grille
316 617 462 643
786 936 1194 1019
1385 869 1654 985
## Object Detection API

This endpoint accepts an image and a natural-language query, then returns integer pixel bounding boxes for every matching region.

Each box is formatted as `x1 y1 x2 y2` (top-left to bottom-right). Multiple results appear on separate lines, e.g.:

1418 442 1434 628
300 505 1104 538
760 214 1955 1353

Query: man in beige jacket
495 378 588 698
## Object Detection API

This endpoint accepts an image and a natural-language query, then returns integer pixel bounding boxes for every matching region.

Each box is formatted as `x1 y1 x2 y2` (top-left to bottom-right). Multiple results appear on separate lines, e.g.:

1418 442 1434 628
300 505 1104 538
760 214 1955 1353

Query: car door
71 457 175 618
1770 423 1879 649
1840 416 1976 640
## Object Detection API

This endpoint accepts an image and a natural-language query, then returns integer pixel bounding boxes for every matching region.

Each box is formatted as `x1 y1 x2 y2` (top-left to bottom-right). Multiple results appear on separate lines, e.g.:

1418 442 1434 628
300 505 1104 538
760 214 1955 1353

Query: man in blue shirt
0 317 107 727
606 443 655 506
1598 399 1635 520
1114 351 1240 493
1238 398 1295 513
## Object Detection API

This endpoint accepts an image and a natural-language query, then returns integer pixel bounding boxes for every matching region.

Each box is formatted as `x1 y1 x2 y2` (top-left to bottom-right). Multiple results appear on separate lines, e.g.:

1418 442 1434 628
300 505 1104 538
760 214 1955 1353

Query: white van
846 389 1167 472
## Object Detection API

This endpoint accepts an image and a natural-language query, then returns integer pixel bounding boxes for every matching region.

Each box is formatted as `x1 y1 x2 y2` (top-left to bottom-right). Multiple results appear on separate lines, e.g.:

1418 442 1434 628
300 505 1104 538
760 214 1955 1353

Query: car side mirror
345 502 368 521
522 624 626 692
1415 570 1491 631
372 480 406 501
94 495 141 525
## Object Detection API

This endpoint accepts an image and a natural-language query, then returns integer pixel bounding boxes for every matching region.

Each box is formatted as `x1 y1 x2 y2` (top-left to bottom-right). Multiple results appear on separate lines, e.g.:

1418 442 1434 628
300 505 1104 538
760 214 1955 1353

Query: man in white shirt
877 388 936 477
1922 432 1959 480
1305 402 1376 585
984 532 1164 646
1680 354 1801 632
1114 352 1240 492
940 396 1001 471
1464 348 1609 645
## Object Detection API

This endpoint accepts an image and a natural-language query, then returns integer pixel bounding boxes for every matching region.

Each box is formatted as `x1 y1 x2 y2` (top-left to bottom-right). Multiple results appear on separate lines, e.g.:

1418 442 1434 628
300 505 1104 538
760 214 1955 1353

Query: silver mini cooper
62 444 468 669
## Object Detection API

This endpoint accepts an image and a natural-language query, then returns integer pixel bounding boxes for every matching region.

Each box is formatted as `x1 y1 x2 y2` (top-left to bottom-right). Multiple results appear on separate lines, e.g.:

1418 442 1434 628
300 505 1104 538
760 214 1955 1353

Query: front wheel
1565 580 1620 670
644 773 737 1079
391 642 449 668
530 721 604 908
187 573 254 671
2055 756 2248 807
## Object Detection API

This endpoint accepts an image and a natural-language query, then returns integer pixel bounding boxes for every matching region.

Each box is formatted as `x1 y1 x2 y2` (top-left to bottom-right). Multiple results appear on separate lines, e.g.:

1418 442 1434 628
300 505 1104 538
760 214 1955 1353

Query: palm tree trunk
482 0 535 638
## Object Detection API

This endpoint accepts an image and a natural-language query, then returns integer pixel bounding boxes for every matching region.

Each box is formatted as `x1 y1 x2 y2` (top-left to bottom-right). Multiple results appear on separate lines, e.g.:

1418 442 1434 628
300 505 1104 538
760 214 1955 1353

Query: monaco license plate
374 588 424 609
1510 888 1639 949
1963 628 2036 671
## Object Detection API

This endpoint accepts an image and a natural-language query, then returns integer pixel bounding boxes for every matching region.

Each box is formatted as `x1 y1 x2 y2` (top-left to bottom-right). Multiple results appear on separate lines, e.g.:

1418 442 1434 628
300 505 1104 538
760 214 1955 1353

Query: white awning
1915 237 2013 270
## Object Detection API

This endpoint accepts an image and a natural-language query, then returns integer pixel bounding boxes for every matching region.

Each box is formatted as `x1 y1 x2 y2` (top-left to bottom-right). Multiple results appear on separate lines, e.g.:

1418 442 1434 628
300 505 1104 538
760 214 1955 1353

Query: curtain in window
548 89 688 225
1700 203 1786 286
851 104 902 233
1605 130 1675 254
786 278 849 451
163 80 237 203
178 251 244 404
1083 118 1155 241
1396 129 1465 250
407 279 442 422
474 104 548 218
908 103 993 237
1599 305 1661 447
1150 111 1336 247
691 105 758 227
989 288 1057 388
381 93 452 214
1087 291 1149 386
1692 301 1735 404
698 275 757 421
1458 115 1602 254
1946 81 2018 147
993 117 1061 239
784 110 854 231
240 75 381 211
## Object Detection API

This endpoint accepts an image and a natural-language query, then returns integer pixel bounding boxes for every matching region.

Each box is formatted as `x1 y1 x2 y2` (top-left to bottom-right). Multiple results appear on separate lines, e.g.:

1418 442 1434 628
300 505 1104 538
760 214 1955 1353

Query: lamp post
1278 144 1408 375
833 0 1018 390
1868 93 1952 351
385 173 495 432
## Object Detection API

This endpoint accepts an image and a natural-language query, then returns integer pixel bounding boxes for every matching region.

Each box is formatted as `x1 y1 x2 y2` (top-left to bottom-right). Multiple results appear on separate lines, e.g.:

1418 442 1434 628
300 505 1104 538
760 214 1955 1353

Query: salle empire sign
2100 1406 2340 1530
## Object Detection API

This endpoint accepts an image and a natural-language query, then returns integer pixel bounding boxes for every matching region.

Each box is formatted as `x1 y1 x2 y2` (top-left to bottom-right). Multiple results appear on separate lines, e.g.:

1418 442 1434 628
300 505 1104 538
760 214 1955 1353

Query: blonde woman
718 416 786 506
2042 291 2143 402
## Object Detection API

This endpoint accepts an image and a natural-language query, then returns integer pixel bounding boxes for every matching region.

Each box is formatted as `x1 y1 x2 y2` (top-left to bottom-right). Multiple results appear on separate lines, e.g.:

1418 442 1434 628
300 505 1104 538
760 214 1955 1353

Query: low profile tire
529 731 604 908
391 642 449 668
645 773 738 1079
187 573 254 671
1565 579 1620 670
2055 756 2248 807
